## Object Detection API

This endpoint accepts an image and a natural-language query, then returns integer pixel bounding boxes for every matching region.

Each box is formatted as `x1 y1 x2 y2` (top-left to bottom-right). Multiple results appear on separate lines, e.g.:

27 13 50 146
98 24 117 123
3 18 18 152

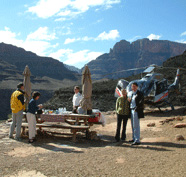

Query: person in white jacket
72 86 82 113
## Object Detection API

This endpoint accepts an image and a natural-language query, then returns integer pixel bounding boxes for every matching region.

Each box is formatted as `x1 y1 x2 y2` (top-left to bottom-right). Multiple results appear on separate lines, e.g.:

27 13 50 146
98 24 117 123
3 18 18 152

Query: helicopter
114 65 181 111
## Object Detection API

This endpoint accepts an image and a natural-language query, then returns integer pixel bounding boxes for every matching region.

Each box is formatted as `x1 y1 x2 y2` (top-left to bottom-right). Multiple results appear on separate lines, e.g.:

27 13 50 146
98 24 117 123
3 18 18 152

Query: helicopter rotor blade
102 65 186 77
156 66 186 71
102 66 147 77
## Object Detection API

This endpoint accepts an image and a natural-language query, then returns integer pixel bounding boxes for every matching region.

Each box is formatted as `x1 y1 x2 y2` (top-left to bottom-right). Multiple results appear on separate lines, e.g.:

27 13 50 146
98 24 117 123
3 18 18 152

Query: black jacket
132 90 144 118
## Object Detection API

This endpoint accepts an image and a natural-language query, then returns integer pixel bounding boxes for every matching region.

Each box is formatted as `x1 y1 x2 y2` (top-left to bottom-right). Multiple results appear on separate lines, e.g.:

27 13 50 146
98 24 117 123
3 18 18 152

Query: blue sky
0 0 186 69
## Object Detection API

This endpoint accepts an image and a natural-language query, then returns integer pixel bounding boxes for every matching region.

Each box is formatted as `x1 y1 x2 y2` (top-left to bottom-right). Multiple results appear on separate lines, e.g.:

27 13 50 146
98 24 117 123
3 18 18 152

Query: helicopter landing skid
147 100 175 112
157 100 174 112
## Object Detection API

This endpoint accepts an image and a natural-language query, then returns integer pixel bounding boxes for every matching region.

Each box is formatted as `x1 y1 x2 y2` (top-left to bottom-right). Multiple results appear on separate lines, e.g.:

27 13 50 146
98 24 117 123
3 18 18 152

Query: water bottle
64 107 66 113
56 109 59 114
61 108 64 114
58 108 61 114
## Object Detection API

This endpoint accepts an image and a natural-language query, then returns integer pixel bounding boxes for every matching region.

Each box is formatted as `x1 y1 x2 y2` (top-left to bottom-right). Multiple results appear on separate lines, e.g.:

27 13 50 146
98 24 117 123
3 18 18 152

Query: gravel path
0 107 186 177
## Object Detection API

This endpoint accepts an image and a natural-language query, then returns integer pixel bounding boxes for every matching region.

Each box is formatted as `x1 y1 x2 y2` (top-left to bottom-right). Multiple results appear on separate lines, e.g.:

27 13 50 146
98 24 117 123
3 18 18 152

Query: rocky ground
0 106 186 177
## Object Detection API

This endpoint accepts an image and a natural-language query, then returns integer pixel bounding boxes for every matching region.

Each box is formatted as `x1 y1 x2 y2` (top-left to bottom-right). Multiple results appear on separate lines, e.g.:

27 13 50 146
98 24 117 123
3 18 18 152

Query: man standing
72 86 82 113
9 82 25 140
129 82 144 145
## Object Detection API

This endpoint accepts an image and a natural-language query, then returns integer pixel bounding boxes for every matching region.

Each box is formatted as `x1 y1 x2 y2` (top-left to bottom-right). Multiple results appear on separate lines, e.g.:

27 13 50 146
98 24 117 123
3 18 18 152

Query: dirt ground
0 106 186 177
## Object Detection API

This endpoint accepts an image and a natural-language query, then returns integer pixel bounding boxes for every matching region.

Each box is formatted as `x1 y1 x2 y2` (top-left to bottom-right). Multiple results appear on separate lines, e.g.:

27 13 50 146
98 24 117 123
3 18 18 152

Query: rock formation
87 39 186 79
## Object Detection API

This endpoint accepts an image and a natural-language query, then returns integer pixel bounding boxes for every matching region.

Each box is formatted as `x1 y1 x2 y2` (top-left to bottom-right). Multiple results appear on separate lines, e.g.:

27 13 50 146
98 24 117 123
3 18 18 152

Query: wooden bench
65 119 85 125
21 122 90 142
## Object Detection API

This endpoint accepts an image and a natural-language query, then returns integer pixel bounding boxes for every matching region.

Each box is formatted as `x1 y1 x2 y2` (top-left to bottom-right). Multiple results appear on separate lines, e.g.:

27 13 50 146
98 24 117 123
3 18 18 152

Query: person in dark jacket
128 82 144 145
9 82 25 141
26 91 43 143
115 89 130 142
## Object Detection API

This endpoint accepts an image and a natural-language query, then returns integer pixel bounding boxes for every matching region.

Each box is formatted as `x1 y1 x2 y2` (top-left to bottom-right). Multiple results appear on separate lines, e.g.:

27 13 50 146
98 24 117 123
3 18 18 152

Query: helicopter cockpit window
155 79 168 95
144 75 150 79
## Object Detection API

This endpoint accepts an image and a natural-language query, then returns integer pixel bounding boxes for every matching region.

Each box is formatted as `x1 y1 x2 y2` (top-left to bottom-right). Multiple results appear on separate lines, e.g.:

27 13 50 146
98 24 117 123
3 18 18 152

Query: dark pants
72 106 78 114
115 114 128 141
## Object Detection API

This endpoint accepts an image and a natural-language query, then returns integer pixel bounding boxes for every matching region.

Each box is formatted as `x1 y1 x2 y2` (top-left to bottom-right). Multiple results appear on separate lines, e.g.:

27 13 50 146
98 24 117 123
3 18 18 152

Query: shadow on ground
145 107 186 117
19 131 186 154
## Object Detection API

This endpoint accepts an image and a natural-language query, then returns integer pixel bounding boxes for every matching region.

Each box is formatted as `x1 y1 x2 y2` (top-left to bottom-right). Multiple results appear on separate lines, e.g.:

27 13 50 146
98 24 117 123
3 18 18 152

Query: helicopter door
154 80 168 103
148 82 156 97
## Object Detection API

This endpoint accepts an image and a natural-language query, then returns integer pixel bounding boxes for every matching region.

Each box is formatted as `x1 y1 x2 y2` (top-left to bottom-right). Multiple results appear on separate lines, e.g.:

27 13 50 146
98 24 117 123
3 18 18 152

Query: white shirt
72 92 82 106
130 91 137 109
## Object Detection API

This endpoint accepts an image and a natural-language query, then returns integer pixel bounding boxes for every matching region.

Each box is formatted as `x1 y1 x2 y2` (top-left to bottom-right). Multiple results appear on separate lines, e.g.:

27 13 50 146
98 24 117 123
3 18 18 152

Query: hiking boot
15 137 22 141
131 142 141 146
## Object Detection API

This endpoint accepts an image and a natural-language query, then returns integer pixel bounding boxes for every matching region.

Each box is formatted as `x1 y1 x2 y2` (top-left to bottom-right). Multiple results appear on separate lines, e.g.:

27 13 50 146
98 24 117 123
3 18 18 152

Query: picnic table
40 113 90 125
21 111 104 142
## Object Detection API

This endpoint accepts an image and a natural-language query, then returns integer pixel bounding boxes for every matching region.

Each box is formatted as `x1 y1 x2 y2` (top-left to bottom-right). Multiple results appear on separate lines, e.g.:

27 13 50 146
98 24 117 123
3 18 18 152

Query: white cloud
180 31 186 37
64 30 119 44
0 27 24 47
64 38 79 44
64 36 93 44
57 10 71 16
55 26 72 35
0 27 57 56
49 49 73 60
55 17 67 22
27 27 56 41
93 19 104 24
95 29 120 40
82 36 93 41
0 26 102 68
147 34 162 40
27 0 121 19
64 50 103 66
176 39 186 44
24 40 56 56
49 49 103 68
128 35 141 42
28 0 71 19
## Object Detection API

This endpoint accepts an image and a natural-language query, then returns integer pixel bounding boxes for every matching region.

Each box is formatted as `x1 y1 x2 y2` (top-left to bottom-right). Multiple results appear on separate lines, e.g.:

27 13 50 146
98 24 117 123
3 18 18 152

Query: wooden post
72 129 77 142
21 127 26 135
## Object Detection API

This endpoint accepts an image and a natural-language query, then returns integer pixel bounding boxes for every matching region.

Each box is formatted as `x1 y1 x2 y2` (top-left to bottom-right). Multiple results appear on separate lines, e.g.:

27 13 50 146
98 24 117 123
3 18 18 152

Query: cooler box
88 109 101 123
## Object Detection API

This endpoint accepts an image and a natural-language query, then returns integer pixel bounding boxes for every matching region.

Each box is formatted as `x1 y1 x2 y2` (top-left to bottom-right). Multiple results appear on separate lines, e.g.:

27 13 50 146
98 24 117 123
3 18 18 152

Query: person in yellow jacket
9 82 25 141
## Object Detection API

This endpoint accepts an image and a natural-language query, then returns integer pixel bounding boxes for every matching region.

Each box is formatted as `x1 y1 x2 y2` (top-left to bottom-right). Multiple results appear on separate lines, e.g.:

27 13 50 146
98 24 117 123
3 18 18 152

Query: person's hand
38 104 43 109
128 98 131 102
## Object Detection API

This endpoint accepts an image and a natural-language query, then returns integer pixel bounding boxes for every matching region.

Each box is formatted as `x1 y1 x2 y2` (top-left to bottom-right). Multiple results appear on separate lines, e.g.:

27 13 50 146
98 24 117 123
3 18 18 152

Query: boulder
147 122 156 127
175 116 183 121
175 134 184 141
165 118 175 122
174 123 186 128
159 121 165 125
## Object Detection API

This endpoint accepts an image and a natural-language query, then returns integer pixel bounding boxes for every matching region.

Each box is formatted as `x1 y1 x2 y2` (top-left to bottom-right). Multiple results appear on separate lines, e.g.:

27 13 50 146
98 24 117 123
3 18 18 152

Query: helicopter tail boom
168 68 180 91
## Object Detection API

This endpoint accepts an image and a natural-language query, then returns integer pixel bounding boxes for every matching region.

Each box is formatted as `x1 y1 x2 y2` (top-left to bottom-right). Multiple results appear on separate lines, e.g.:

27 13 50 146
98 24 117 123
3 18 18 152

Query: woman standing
115 89 130 142
27 91 43 143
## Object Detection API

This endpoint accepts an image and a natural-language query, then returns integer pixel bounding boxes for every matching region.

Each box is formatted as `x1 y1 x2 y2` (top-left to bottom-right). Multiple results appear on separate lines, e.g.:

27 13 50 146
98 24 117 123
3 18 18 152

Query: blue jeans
131 110 140 143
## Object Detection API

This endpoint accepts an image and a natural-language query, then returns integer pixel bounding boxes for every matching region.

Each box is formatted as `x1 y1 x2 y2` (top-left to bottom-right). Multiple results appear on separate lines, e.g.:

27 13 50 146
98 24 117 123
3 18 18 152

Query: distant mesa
86 38 186 80
0 42 78 81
